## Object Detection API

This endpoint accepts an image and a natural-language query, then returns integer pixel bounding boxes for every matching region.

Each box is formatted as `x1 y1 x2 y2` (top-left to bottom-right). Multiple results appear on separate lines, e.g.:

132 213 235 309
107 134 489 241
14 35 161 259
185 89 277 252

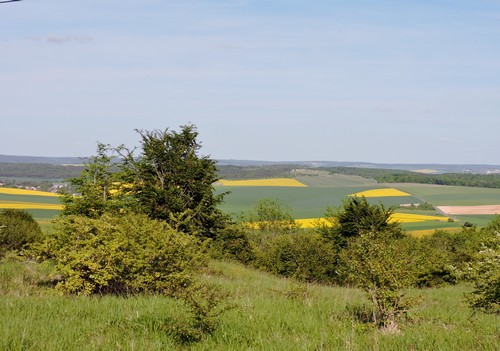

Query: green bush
39 213 207 296
210 224 256 264
414 227 493 287
0 209 43 257
255 233 337 283
339 231 417 329
463 217 500 314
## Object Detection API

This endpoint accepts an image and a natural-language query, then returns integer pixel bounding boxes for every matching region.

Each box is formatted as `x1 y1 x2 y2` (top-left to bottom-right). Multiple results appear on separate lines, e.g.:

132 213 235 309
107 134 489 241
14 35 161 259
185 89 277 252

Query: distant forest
325 167 500 189
2 162 500 189
0 163 85 180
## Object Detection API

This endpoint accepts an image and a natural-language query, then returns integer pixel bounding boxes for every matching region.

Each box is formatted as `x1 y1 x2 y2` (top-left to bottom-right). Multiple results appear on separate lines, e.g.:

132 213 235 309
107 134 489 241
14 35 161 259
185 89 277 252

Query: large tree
316 196 403 249
61 125 228 238
117 124 227 238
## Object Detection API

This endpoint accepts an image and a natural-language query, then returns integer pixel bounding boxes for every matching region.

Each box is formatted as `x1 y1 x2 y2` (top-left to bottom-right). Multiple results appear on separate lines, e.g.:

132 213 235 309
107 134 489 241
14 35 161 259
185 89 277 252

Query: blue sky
1 0 499 164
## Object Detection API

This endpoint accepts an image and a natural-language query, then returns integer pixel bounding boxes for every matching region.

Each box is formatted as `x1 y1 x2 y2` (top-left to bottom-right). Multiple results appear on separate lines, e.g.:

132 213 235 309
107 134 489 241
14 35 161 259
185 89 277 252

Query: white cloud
26 35 93 44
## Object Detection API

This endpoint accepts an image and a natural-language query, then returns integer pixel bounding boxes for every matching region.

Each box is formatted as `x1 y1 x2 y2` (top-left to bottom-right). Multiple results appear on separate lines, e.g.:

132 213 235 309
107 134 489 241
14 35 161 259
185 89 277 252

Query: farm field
216 174 500 231
2 173 499 231
395 184 500 206
0 187 62 221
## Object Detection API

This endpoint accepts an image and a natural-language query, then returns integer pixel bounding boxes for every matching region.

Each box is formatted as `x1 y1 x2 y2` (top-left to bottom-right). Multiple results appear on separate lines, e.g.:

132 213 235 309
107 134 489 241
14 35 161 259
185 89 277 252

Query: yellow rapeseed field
408 227 461 238
243 211 450 230
0 187 60 197
0 202 63 210
295 218 332 228
389 212 449 223
219 178 307 187
350 188 411 197
293 212 449 229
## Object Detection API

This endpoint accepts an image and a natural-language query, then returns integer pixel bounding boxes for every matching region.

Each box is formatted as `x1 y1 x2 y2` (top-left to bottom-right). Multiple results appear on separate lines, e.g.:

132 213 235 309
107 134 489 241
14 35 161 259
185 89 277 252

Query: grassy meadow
1 259 498 351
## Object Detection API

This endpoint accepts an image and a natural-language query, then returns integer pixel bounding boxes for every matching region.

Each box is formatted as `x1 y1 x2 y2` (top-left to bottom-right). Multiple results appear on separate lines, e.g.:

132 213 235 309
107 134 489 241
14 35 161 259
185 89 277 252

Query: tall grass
1 259 498 350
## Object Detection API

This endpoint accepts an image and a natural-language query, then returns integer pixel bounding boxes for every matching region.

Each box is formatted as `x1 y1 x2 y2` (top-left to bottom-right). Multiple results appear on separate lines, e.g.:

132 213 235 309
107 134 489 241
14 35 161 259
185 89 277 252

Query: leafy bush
210 224 256 264
255 233 337 283
415 227 493 287
0 209 42 257
38 213 206 295
339 231 417 329
463 218 500 314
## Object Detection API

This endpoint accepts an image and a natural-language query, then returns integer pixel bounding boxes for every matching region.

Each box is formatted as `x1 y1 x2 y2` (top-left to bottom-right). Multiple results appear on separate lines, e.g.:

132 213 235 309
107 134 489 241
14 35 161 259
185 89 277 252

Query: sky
1 0 499 164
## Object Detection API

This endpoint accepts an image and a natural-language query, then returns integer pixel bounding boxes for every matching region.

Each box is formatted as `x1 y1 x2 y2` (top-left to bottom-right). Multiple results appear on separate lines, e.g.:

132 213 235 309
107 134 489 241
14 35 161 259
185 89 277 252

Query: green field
396 184 500 206
216 174 500 231
216 185 422 218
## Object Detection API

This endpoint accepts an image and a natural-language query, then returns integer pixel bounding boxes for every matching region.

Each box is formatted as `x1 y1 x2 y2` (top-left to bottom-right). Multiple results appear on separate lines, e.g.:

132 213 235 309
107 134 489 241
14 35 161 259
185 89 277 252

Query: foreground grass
1 259 498 350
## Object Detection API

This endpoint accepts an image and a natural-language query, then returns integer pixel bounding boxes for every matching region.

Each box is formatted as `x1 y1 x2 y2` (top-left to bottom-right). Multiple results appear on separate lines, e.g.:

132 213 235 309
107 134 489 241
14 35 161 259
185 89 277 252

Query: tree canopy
61 124 228 238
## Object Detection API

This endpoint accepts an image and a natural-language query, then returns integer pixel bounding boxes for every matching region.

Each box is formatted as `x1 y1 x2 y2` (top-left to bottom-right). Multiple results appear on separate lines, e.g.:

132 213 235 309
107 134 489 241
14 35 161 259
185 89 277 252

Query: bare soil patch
437 205 500 215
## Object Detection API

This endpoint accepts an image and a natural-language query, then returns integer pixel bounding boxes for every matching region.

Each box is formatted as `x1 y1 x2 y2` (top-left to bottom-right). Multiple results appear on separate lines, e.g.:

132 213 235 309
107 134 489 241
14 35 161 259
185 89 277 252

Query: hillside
2 154 500 174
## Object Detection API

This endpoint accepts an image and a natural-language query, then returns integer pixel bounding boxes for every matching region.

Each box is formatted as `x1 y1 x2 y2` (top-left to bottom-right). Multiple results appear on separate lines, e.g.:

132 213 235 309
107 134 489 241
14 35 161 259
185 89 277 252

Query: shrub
339 231 417 329
0 209 43 257
39 213 206 296
414 227 493 287
463 218 500 314
465 243 500 314
255 233 337 283
210 224 256 264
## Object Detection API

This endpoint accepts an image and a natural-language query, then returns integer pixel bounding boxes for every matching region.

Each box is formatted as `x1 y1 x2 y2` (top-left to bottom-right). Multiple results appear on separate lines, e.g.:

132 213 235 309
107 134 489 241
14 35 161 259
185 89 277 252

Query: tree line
325 167 500 188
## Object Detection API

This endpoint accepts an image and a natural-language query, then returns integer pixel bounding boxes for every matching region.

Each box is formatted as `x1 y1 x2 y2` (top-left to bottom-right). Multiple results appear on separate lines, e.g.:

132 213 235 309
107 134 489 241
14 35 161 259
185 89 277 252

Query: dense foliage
254 233 337 283
60 143 122 218
38 213 206 296
462 219 500 314
340 231 417 328
219 197 500 327
316 197 402 250
117 126 228 239
61 125 228 239
0 209 42 257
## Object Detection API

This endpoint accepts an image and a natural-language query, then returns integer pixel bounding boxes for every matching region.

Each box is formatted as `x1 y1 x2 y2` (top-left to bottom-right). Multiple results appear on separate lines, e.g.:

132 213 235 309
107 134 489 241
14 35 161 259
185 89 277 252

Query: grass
1 258 498 350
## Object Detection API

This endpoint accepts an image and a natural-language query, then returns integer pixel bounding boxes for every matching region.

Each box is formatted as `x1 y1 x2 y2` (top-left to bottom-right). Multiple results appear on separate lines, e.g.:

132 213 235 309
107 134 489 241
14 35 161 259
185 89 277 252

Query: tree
60 143 124 218
245 198 300 235
316 196 403 250
60 125 227 238
117 125 228 238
